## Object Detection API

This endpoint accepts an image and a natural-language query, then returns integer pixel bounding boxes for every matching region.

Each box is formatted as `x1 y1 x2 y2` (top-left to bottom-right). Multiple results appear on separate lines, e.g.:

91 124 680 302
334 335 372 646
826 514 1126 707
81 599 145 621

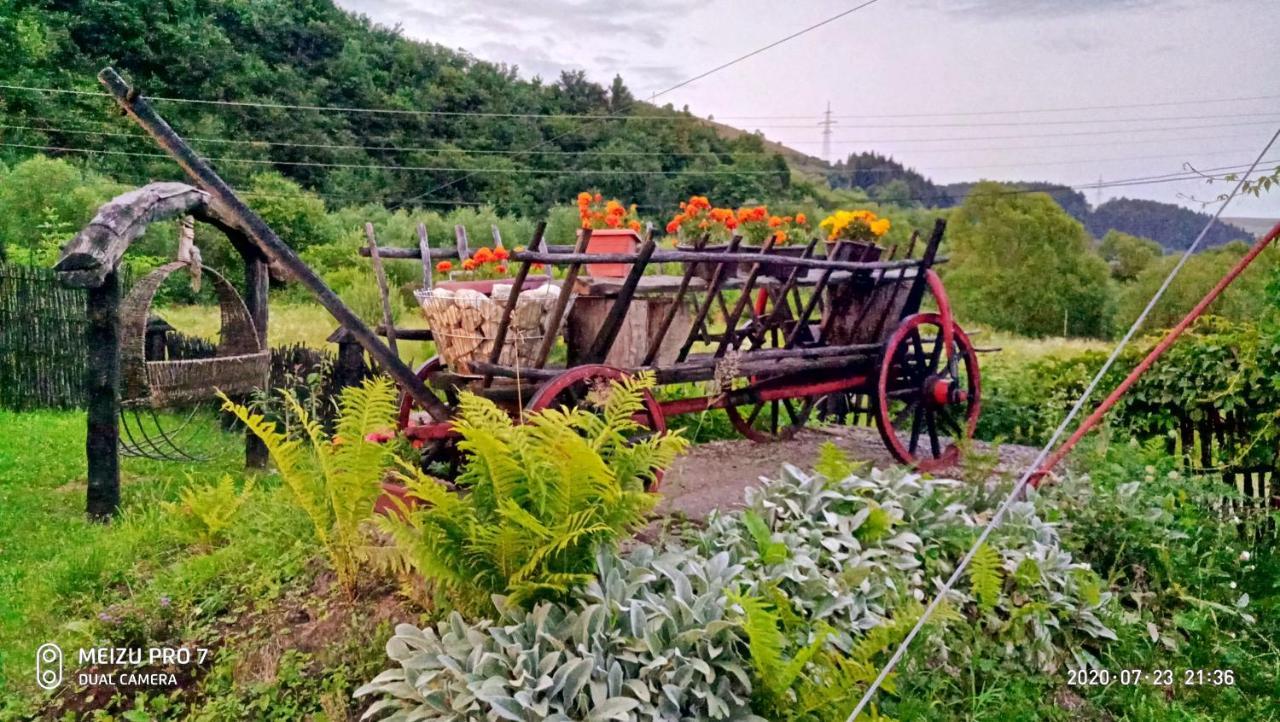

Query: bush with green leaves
356 545 756 721
220 377 398 594
359 444 1119 721
374 373 689 616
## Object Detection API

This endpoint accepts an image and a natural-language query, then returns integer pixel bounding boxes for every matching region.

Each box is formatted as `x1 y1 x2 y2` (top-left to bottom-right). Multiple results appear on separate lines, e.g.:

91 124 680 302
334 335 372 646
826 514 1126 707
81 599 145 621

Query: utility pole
819 102 837 163
1095 174 1103 208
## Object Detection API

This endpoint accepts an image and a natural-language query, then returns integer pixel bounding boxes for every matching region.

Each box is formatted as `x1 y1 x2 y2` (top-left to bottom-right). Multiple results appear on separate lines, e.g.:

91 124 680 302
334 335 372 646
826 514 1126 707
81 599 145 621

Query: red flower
495 264 508 274
435 260 453 273
493 247 510 261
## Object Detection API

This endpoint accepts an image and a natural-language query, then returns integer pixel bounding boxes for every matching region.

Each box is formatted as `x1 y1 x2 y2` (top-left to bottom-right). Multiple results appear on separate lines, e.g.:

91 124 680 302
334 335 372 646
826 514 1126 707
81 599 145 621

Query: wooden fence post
243 252 270 469
85 268 120 521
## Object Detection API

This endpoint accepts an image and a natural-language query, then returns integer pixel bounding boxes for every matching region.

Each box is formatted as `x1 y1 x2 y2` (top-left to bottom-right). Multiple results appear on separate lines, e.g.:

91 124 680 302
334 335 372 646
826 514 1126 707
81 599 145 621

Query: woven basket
121 262 269 408
416 284 570 376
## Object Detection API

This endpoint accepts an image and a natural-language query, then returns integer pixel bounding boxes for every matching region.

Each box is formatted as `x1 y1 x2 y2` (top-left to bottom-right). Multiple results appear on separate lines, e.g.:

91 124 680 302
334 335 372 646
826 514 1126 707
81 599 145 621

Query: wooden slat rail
641 233 708 366
364 223 398 357
677 235 743 361
512 249 938 273
359 244 577 260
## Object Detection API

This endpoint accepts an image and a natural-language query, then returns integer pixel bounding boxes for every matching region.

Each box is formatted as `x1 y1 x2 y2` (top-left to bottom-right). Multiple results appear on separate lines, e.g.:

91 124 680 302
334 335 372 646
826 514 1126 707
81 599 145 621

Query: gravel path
656 425 1042 520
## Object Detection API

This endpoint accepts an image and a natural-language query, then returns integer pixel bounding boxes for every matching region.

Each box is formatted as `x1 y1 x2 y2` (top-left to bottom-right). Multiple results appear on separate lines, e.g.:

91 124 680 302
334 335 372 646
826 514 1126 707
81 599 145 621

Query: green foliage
244 172 339 252
1115 241 1280 330
356 545 755 720
375 373 687 614
0 155 125 263
166 474 255 545
967 543 1004 613
1086 197 1253 251
977 316 1280 464
944 182 1115 338
1098 229 1163 282
220 377 399 593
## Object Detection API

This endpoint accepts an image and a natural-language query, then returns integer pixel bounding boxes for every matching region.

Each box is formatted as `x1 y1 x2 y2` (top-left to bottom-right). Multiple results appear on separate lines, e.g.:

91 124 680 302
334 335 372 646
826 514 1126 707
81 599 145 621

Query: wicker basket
120 262 269 407
416 284 570 376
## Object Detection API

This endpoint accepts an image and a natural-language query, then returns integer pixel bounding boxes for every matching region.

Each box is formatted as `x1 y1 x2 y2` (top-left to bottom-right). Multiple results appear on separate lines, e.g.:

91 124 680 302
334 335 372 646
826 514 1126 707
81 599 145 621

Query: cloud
338 0 684 88
919 0 1197 17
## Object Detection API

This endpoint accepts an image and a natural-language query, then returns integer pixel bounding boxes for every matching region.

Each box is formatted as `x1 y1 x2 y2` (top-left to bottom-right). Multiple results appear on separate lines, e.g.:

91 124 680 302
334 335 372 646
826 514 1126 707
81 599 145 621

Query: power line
791 119 1280 144
6 114 1269 159
6 134 1273 177
2 80 1276 121
388 0 887 209
734 111 1280 130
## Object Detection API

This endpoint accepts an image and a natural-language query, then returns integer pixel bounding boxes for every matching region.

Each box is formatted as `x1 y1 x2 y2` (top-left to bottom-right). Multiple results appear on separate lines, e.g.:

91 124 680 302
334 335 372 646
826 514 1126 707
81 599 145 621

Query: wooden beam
96 67 451 422
85 269 120 520
455 225 471 260
365 223 398 358
417 223 432 291
243 247 270 469
483 222 545 386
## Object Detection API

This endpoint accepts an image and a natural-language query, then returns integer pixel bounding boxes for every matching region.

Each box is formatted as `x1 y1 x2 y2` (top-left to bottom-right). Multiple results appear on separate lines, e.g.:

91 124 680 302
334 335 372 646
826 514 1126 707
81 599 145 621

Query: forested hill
0 0 794 214
1086 198 1253 250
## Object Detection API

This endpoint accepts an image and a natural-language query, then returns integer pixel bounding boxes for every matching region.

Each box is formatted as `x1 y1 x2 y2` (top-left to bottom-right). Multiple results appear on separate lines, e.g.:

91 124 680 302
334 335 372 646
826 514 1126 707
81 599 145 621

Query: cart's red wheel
724 391 817 442
526 365 668 492
875 313 981 472
396 356 464 478
397 356 449 430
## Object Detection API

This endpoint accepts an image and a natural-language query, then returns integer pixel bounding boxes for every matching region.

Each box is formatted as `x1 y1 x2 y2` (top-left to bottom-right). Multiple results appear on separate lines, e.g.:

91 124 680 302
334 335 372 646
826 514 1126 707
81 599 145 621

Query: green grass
0 409 336 717
157 301 438 365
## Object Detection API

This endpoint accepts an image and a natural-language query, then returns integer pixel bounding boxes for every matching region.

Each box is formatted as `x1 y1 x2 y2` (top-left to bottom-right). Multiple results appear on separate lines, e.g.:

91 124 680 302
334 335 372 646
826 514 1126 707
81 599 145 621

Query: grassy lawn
157 301 438 365
0 409 400 719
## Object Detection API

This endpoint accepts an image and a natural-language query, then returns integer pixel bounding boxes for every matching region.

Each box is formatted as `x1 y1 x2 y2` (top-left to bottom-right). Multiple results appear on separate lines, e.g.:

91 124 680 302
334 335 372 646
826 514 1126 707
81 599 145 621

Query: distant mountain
938 182 1251 252
941 181 1090 219
828 152 954 206
1220 217 1279 239
1086 198 1252 251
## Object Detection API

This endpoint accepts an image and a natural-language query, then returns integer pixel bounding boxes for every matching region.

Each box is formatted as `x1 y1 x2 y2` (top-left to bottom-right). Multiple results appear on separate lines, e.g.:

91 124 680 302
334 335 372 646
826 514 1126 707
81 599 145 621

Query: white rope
844 123 1280 722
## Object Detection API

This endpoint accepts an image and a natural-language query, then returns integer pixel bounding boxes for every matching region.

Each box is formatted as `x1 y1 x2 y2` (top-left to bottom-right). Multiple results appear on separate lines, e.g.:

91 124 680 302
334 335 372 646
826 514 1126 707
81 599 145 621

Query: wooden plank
358 244 575 260
375 325 433 341
242 247 270 469
365 223 399 358
97 67 451 422
455 225 471 260
491 225 504 249
715 237 775 358
417 223 432 291
678 235 743 361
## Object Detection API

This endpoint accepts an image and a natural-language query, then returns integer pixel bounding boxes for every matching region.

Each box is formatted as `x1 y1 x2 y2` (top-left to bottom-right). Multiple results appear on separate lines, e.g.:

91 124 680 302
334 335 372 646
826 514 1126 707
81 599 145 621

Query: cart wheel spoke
875 314 981 472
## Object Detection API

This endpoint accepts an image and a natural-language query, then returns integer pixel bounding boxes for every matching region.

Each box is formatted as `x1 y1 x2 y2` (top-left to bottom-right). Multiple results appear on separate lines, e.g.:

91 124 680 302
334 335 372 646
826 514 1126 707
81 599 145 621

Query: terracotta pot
583 228 642 278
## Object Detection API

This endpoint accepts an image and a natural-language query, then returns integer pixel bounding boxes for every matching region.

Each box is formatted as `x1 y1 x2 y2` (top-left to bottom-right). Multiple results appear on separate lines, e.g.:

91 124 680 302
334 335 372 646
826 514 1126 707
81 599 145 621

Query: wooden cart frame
381 220 981 483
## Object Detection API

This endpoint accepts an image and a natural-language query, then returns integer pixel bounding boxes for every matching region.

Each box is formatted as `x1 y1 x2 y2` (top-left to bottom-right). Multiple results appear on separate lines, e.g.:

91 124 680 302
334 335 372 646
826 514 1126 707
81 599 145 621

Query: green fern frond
742 510 790 565
814 441 855 482
969 543 1005 613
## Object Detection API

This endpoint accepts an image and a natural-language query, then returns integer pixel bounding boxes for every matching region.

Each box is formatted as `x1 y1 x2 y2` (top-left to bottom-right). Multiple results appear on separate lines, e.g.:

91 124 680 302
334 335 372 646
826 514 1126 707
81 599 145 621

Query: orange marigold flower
462 258 478 271
768 215 783 228
628 219 642 232
594 192 603 202
493 247 510 261
605 215 622 228
473 247 495 263
724 216 739 229
495 264 508 274
532 262 545 271
796 212 807 225
666 220 681 233
435 260 453 273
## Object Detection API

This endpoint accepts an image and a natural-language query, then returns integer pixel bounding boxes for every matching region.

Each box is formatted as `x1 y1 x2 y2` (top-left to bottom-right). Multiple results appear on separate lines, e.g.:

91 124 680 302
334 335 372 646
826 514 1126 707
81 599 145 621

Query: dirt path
657 425 1042 520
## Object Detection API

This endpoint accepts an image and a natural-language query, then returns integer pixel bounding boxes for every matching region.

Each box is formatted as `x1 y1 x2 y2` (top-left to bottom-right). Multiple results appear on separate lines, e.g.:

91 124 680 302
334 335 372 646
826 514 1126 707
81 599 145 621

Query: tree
244 172 338 252
608 74 634 113
1098 229 1162 282
0 156 125 264
1115 241 1280 330
944 182 1115 338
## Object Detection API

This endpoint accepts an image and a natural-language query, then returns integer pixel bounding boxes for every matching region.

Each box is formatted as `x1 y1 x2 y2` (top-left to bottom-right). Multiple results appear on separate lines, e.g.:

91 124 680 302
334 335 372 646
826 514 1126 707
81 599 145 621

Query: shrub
220 377 399 593
359 445 1117 720
165 474 255 545
374 373 688 615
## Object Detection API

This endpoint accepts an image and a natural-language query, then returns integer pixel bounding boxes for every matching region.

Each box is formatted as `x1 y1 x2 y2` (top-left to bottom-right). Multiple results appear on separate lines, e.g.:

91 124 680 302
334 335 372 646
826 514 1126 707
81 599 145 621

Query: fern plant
220 376 398 593
166 474 254 545
968 542 1005 613
377 373 689 615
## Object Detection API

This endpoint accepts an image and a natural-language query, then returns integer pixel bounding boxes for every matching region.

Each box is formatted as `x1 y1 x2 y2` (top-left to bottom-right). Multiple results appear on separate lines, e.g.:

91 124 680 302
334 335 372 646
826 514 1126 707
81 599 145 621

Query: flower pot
738 244 811 279
583 228 642 278
676 242 730 282
825 239 882 264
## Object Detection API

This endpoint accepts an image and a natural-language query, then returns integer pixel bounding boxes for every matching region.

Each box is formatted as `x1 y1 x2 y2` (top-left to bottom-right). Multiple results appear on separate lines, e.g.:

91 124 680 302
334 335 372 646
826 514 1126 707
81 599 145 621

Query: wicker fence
0 263 91 410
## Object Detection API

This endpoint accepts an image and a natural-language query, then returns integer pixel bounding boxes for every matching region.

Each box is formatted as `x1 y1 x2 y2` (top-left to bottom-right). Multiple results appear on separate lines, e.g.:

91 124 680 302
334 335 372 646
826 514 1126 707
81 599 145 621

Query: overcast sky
336 0 1280 217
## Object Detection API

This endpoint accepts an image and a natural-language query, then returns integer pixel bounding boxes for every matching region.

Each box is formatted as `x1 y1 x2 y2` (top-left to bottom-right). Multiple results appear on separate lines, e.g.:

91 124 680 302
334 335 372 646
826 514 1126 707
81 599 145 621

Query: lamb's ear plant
375 372 689 615
220 376 398 594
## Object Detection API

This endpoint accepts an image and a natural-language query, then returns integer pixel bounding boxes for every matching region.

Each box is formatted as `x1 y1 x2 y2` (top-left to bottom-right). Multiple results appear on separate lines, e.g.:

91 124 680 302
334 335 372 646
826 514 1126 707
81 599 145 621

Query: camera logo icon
36 643 62 690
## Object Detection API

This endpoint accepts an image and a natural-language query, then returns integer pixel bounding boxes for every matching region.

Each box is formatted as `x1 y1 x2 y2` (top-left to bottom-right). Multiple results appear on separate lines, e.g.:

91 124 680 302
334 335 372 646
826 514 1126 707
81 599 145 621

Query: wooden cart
374 220 980 488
